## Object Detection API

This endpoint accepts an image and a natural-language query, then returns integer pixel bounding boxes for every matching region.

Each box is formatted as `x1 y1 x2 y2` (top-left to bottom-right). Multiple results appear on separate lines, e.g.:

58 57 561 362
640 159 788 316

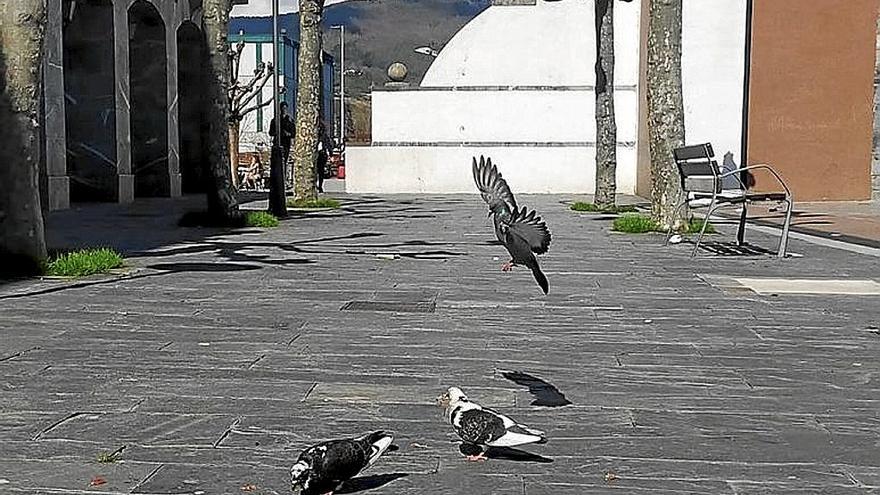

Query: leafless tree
227 35 274 187
646 0 687 230
292 0 325 202
202 0 241 221
0 0 48 275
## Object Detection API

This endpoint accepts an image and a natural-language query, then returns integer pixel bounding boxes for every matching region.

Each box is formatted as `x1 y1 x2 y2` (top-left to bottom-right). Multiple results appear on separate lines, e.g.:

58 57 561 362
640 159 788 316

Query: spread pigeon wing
472 156 517 217
506 206 552 255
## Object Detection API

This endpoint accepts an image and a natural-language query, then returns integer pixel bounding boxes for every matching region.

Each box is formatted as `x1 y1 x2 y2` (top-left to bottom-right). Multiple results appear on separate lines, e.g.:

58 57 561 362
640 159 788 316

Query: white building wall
421 0 641 87
347 0 748 195
346 145 638 194
682 0 748 166
371 89 639 144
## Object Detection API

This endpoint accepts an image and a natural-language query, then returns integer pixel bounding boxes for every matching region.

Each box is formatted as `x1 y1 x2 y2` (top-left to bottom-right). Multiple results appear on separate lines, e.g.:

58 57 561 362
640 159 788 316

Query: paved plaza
2 194 880 494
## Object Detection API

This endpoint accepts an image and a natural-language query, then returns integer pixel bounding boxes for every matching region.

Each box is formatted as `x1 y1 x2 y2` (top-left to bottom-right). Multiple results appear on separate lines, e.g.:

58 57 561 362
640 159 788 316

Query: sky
232 0 352 17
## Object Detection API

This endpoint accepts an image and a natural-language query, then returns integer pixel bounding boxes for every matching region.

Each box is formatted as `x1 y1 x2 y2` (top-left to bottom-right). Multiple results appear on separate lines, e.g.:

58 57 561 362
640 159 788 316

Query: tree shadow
501 370 572 407
145 262 263 272
336 473 410 494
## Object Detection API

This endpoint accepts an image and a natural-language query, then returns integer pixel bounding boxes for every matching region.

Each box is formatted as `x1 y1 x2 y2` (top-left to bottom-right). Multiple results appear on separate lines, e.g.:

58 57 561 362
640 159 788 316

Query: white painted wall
346 145 638 194
682 0 747 167
348 0 748 195
421 0 641 87
371 89 639 144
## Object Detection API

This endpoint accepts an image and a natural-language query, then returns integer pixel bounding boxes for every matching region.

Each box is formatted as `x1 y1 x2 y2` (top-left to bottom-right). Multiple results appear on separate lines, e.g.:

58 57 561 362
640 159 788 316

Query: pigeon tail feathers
486 430 545 448
361 431 393 468
530 263 549 294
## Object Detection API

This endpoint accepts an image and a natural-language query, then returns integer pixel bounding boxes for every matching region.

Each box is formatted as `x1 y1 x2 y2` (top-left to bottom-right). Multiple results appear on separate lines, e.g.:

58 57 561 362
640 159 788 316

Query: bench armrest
718 164 791 197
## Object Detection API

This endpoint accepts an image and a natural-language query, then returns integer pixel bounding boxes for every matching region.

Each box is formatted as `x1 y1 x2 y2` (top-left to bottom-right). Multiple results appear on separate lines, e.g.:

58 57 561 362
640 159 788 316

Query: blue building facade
229 17 335 132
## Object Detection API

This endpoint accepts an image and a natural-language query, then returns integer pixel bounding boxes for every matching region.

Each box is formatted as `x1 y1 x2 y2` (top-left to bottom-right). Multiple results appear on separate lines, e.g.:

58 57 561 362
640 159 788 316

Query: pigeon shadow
501 370 572 407
485 447 553 464
337 473 410 494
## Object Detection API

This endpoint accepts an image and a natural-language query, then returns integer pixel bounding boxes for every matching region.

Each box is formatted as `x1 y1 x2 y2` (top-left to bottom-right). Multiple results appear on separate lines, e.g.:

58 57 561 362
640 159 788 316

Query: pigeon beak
487 211 493 218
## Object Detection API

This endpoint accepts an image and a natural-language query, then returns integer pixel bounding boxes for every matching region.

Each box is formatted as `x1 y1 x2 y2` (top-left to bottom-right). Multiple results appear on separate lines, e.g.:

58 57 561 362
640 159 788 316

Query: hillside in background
231 0 489 95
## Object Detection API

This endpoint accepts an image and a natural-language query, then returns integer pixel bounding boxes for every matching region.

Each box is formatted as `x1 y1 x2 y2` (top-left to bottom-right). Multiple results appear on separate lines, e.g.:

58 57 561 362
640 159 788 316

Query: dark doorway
129 0 169 197
177 22 208 194
62 0 117 202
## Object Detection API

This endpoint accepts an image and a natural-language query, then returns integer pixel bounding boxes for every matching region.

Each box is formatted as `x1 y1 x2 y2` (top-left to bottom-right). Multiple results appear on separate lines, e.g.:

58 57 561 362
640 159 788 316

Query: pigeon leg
465 453 488 462
501 261 514 271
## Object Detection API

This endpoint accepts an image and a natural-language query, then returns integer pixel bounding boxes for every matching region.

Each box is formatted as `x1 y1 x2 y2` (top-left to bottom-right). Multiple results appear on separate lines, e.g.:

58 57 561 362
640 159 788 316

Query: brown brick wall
747 0 878 201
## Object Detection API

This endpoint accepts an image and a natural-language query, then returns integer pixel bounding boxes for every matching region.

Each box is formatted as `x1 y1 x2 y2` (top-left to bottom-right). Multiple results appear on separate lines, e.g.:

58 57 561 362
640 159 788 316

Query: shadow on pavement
501 370 572 408
337 473 410 493
485 446 553 464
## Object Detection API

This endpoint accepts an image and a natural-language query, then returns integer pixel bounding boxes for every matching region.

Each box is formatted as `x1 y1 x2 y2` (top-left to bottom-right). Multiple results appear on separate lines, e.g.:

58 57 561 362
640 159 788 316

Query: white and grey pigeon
290 431 394 495
437 386 547 462
472 156 552 294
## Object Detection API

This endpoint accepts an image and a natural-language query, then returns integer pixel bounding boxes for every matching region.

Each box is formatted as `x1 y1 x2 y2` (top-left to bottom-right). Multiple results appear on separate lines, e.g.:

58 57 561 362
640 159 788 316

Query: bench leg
777 197 793 259
691 199 718 257
736 203 748 246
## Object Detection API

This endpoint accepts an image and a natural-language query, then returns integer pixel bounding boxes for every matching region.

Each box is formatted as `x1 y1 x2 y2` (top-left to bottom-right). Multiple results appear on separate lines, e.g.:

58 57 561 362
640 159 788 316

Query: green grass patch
287 198 341 209
612 214 659 234
46 248 123 278
611 214 716 235
570 202 638 214
684 218 716 234
244 211 280 228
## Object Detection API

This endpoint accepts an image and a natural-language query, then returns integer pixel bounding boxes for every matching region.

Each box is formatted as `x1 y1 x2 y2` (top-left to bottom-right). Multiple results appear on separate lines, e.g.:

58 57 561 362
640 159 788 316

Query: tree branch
236 68 273 111
234 67 267 106
240 97 274 117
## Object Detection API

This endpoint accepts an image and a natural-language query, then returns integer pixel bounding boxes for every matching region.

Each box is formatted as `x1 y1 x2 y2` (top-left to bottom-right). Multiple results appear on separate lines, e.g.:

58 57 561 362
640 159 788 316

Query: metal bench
665 143 793 258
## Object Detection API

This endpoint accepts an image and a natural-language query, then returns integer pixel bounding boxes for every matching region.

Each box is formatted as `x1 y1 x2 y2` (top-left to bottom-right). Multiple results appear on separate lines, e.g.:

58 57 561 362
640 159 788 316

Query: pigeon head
289 460 310 488
437 386 468 408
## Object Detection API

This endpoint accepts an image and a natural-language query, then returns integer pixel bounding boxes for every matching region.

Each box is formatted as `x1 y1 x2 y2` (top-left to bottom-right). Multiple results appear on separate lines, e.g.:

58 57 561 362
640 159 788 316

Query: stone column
43 0 69 210
114 0 134 203
167 20 182 197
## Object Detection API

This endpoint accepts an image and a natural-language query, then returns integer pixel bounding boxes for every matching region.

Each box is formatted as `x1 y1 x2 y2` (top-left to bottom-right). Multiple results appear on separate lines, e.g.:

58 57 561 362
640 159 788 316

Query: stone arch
177 21 208 193
128 0 170 197
62 0 118 202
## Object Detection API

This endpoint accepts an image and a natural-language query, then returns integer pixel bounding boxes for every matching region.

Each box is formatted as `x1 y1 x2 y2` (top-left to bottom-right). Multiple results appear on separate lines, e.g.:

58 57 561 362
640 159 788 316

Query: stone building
348 0 878 202
40 0 248 211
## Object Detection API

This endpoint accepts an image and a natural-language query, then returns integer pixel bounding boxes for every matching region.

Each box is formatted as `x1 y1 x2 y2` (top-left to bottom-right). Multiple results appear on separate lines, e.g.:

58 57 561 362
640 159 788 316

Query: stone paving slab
2 194 880 494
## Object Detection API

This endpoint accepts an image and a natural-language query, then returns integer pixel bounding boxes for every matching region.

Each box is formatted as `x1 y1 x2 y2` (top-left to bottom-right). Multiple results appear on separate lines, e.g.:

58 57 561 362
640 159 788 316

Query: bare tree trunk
0 0 48 276
646 0 686 231
594 0 617 208
228 120 240 187
202 0 240 220
292 0 325 202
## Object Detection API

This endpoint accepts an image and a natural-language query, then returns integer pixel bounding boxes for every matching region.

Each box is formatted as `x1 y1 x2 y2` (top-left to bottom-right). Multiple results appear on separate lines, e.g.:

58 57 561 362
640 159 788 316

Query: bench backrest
673 143 721 194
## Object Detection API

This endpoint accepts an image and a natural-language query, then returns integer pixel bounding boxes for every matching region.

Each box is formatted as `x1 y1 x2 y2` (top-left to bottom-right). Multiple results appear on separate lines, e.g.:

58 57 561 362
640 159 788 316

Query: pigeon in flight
437 386 547 462
472 156 552 294
290 431 394 495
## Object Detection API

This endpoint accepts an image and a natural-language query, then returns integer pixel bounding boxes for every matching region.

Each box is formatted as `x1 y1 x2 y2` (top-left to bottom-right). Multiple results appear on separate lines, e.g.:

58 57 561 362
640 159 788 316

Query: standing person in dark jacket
269 102 295 181
316 118 334 193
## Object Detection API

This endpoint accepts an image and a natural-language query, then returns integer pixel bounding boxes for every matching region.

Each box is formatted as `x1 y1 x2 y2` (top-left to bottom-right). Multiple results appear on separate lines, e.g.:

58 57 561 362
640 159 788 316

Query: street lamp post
268 0 286 216
330 25 345 145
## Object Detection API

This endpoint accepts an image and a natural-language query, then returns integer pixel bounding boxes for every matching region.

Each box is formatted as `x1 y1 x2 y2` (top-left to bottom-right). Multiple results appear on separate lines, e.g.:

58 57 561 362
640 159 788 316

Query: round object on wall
387 62 408 82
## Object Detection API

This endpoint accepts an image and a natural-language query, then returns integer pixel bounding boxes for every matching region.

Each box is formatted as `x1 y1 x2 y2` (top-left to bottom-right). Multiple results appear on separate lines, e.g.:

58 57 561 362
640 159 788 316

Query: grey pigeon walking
472 156 552 294
290 431 393 495
437 386 547 462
